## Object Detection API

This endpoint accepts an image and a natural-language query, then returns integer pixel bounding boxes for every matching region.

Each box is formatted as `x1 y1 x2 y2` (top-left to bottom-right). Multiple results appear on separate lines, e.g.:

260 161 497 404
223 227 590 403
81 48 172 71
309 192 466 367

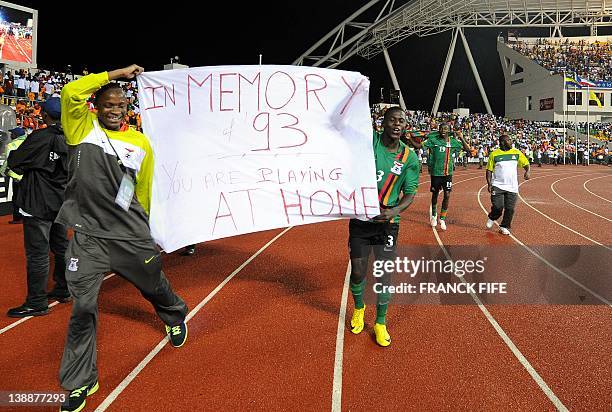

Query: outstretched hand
109 64 144 81
121 64 144 79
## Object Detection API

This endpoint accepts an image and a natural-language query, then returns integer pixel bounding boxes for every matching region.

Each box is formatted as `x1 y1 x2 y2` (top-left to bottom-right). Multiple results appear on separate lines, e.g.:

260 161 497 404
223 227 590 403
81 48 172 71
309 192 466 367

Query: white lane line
0 170 544 337
0 170 468 340
477 184 611 307
431 227 569 411
550 175 612 222
518 174 612 251
331 262 351 412
421 169 573 204
583 176 612 204
10 34 30 63
94 227 292 412
331 169 582 410
0 301 61 334
331 172 486 411
0 273 116 336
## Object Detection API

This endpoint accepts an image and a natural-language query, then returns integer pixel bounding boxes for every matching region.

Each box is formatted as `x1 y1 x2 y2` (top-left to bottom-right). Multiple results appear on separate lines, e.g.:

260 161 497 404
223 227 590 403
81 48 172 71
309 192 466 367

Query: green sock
440 209 448 220
375 290 390 324
350 279 366 309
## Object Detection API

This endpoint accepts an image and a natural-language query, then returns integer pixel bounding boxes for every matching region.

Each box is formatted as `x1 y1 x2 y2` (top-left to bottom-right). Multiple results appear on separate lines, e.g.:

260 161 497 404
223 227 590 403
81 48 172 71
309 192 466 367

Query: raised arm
456 130 472 151
402 131 422 149
108 64 144 81
61 65 144 145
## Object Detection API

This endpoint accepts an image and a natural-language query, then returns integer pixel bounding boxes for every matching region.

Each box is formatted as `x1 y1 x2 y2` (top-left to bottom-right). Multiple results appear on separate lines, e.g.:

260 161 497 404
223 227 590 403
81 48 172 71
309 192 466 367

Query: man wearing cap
0 127 27 224
6 97 70 317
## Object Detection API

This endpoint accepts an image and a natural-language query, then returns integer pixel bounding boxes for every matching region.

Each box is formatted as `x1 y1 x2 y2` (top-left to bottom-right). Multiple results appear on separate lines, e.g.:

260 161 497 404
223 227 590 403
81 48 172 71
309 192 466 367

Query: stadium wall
498 39 564 122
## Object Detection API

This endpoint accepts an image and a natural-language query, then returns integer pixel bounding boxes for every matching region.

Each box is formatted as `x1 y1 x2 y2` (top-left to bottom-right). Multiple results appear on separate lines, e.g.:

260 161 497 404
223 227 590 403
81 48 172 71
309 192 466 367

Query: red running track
0 35 32 64
0 165 610 411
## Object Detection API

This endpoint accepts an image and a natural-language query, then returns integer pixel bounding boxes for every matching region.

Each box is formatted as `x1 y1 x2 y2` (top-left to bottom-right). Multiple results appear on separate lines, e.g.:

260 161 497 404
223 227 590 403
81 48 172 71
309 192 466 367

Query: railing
0 94 49 106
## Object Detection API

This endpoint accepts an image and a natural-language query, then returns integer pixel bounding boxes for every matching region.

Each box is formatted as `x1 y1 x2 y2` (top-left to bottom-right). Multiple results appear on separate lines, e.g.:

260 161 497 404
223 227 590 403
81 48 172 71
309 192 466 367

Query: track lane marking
583 175 612 204
0 273 116 336
431 226 569 411
477 183 611 307
331 262 351 412
9 34 31 63
517 173 612 251
550 175 611 222
429 172 570 410
94 227 292 411
330 172 495 411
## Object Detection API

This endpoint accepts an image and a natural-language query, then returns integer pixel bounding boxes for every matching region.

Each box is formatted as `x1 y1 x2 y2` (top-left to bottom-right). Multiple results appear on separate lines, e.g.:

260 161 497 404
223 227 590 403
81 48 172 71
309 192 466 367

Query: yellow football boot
350 305 366 334
373 323 391 347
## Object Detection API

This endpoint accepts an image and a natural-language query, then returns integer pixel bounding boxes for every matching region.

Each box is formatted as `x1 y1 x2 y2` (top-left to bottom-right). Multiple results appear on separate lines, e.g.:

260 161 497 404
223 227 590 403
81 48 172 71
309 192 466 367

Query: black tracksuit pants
59 232 188 390
488 186 518 229
23 216 68 308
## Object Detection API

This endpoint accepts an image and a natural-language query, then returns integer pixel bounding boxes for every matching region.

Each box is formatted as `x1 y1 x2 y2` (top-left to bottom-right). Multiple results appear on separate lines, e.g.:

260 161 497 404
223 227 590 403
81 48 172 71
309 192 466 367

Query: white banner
138 65 378 252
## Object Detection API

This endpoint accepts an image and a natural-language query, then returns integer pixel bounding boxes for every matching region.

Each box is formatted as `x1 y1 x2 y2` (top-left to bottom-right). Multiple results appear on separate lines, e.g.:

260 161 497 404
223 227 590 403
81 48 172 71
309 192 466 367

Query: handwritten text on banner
137 65 377 252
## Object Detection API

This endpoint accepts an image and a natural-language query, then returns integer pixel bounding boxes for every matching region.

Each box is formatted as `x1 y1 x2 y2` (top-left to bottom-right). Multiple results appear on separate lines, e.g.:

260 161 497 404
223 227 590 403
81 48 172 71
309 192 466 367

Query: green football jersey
423 131 463 176
372 132 420 222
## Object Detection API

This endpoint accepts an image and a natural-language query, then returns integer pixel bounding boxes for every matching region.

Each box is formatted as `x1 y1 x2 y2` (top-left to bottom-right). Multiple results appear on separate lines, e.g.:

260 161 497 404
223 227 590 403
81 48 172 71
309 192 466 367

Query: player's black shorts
348 218 400 259
430 175 453 192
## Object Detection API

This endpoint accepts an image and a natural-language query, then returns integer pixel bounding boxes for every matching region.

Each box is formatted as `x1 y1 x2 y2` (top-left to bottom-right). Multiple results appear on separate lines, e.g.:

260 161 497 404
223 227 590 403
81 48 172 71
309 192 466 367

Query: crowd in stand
1 66 609 164
0 23 32 40
371 107 610 165
586 121 612 140
0 69 142 133
508 38 612 82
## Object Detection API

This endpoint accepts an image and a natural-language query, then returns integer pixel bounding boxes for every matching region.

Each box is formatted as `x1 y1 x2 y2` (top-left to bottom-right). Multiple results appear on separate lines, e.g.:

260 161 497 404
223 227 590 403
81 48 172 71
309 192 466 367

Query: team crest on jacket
68 258 79 272
390 160 404 175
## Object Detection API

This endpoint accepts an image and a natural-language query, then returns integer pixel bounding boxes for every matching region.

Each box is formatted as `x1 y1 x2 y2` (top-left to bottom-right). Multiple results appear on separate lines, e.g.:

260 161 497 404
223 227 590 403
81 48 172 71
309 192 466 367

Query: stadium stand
0 67 607 164
0 69 142 132
371 106 610 165
508 37 612 82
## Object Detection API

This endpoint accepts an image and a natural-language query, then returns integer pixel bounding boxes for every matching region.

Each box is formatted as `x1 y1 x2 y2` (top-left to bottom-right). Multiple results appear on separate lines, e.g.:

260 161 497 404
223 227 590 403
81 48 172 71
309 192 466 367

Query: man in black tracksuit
6 97 71 317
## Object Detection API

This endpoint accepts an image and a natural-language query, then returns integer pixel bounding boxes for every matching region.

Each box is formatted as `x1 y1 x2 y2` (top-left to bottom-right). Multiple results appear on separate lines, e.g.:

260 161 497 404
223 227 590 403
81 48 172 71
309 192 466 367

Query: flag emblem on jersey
390 160 404 175
379 147 410 206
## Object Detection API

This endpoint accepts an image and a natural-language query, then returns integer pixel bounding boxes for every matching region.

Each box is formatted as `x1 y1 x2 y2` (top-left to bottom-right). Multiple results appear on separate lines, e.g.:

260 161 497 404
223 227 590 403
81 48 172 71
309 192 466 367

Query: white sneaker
439 219 447 230
486 219 495 229
499 227 511 235
430 215 437 227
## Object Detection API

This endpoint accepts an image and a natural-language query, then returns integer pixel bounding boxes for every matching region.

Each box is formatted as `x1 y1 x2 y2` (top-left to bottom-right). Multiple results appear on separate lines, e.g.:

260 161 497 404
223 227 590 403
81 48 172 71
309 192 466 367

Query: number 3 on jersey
386 235 394 247
376 170 384 182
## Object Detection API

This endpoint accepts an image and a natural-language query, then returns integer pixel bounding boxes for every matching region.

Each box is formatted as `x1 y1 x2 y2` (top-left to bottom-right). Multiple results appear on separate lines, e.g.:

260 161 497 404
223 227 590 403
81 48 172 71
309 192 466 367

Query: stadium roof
294 0 612 68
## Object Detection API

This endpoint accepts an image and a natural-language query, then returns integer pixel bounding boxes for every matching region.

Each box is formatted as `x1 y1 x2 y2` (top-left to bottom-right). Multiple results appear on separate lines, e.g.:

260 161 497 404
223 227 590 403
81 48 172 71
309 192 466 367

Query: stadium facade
498 36 612 123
